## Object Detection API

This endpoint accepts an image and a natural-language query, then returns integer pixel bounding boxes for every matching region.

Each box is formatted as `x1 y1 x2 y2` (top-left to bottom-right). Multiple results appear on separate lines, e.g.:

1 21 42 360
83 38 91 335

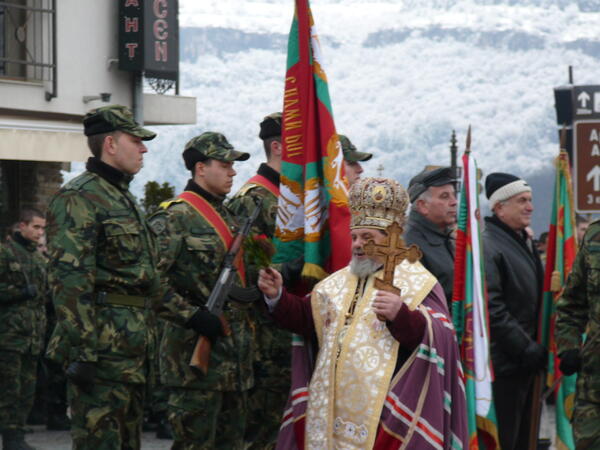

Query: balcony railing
0 0 56 99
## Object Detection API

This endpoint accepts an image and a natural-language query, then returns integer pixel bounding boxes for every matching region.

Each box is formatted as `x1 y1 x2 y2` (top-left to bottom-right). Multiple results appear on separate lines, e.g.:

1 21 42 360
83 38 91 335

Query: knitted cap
485 172 531 208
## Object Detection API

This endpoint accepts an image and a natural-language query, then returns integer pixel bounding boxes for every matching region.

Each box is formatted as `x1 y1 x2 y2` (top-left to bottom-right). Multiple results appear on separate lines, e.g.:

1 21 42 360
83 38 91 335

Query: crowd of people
0 104 597 449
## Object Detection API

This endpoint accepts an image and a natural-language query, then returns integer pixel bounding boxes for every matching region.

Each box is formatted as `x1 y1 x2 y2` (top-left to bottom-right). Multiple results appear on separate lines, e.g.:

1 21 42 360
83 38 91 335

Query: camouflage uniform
149 132 254 450
556 221 600 449
45 105 160 449
0 232 47 435
228 162 292 449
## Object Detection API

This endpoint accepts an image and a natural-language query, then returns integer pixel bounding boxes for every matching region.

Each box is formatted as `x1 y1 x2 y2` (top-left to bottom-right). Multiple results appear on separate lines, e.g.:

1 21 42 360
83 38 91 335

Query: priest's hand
258 267 283 299
372 290 404 321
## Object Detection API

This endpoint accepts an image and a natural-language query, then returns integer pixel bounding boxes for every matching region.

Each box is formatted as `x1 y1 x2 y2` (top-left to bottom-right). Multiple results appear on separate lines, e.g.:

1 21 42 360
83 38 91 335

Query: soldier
149 132 254 449
339 134 372 187
0 208 47 450
228 113 292 448
405 167 457 306
45 105 161 449
556 221 600 448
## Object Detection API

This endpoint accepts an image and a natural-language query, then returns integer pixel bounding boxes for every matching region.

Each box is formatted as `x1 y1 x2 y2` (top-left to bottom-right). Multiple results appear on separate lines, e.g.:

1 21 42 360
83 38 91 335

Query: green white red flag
452 138 500 449
539 149 577 450
273 0 352 279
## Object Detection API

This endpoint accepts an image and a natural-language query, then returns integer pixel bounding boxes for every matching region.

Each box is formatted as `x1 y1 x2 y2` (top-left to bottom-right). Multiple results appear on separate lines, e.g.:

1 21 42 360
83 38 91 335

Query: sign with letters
574 120 600 212
118 0 179 80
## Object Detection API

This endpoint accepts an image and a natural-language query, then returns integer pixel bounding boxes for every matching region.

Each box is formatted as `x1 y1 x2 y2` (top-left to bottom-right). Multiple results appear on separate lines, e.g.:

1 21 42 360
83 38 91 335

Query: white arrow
586 165 600 191
578 91 591 108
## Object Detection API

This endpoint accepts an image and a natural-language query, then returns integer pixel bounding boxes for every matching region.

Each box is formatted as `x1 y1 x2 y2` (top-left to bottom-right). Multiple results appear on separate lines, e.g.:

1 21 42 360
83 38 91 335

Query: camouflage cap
339 134 372 162
183 132 249 169
83 104 156 140
259 112 282 140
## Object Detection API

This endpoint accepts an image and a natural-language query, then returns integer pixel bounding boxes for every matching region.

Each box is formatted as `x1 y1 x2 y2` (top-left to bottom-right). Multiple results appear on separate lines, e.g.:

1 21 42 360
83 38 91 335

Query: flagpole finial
465 125 472 154
450 129 458 169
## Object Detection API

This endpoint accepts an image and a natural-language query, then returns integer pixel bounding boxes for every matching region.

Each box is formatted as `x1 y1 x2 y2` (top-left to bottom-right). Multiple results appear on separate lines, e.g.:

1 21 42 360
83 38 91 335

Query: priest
258 177 467 449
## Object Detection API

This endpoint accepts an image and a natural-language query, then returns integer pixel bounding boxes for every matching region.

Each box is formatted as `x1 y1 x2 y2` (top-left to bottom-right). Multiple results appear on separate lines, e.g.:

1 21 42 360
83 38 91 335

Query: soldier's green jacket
149 180 254 392
0 233 46 355
556 221 600 400
45 158 161 384
228 164 292 390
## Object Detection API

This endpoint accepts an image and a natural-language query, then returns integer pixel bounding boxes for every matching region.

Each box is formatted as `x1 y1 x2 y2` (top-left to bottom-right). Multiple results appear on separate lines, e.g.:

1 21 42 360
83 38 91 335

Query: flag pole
527 128 569 450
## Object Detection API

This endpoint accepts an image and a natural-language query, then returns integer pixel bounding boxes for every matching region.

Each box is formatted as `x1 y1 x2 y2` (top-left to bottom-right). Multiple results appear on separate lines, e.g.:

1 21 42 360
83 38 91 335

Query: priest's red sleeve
269 288 315 337
386 303 426 351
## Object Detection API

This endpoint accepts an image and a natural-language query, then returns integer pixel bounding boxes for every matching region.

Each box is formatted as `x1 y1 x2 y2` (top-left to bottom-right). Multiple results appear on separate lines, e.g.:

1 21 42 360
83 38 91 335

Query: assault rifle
189 200 263 374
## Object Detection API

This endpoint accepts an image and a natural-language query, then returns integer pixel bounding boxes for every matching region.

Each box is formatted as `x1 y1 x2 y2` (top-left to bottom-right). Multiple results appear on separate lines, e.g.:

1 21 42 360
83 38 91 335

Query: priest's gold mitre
349 177 409 230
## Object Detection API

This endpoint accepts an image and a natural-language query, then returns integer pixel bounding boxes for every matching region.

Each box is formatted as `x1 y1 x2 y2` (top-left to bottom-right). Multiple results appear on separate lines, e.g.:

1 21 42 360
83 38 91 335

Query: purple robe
271 274 468 449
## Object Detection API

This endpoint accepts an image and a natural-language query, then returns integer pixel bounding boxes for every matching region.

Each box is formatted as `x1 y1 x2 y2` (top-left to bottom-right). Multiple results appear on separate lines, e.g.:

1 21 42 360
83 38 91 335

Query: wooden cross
363 222 422 295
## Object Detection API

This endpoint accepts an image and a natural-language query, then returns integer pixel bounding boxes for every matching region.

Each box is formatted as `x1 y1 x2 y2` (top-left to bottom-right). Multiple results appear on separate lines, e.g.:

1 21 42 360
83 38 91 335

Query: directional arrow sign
579 91 591 108
575 121 600 212
573 86 600 119
586 165 600 191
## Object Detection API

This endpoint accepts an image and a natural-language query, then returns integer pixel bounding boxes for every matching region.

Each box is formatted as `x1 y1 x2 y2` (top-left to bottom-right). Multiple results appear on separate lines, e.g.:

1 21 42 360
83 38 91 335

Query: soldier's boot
46 413 70 431
2 429 37 450
155 416 173 440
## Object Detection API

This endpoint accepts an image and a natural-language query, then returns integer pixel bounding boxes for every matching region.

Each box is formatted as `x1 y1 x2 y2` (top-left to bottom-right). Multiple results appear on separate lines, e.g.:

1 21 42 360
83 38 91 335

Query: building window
0 0 55 83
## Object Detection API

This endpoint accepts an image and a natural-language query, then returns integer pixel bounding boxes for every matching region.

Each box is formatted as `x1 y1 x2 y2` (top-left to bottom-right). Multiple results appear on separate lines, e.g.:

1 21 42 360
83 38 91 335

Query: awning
0 117 88 162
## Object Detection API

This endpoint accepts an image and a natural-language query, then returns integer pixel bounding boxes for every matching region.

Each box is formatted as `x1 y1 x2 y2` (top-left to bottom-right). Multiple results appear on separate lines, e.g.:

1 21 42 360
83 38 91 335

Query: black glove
281 255 304 285
21 284 37 299
187 310 225 344
66 361 96 394
559 349 582 376
521 341 547 372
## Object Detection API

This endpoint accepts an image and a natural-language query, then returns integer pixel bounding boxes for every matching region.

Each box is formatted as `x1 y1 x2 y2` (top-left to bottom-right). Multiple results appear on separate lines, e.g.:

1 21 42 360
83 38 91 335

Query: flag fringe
475 415 500 449
302 262 329 281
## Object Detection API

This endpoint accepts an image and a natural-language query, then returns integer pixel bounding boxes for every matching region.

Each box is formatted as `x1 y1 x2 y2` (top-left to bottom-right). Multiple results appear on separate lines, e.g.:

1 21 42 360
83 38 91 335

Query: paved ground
23 427 172 450
18 404 558 449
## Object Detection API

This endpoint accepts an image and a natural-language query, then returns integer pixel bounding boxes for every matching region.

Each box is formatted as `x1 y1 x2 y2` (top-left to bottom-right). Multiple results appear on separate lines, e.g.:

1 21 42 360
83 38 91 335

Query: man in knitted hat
45 105 161 448
257 177 467 449
148 132 255 449
405 167 457 307
482 172 545 450
228 113 295 449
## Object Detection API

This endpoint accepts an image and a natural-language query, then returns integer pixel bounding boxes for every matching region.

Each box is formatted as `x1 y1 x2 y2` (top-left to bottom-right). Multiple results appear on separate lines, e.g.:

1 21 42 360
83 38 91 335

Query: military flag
273 0 351 279
452 131 500 449
539 149 577 450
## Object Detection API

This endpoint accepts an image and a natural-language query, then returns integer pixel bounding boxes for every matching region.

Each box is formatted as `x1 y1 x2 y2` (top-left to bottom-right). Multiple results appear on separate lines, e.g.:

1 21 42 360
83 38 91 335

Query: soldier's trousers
67 379 145 450
167 387 248 450
572 381 600 450
245 383 288 449
0 351 37 431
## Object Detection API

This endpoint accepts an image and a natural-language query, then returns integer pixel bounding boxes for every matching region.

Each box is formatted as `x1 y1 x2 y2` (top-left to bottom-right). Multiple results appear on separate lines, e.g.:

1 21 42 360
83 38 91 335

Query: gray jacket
404 209 455 307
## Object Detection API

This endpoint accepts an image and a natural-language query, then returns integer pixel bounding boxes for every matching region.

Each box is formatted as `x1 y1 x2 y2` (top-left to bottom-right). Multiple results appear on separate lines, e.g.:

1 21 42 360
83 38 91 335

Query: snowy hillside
119 0 600 233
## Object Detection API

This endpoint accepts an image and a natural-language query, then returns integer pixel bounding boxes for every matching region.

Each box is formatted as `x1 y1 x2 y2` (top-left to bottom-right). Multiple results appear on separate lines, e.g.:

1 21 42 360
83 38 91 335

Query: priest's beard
350 256 381 278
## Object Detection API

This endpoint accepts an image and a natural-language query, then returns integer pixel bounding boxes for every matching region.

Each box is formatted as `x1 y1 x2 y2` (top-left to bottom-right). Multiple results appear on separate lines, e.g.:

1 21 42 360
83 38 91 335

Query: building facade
0 0 195 234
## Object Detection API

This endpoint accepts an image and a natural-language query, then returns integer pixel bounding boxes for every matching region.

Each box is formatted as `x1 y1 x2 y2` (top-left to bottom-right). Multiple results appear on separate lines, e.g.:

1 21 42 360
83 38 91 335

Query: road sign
574 120 600 212
573 86 600 120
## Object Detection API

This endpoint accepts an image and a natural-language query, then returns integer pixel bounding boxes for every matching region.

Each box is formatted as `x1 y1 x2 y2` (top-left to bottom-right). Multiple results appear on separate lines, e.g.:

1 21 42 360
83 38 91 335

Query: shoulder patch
148 215 167 235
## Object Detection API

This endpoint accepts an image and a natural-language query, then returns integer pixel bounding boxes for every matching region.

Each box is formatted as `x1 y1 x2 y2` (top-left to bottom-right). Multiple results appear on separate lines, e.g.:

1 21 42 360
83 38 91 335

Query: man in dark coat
482 172 546 450
404 167 457 307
